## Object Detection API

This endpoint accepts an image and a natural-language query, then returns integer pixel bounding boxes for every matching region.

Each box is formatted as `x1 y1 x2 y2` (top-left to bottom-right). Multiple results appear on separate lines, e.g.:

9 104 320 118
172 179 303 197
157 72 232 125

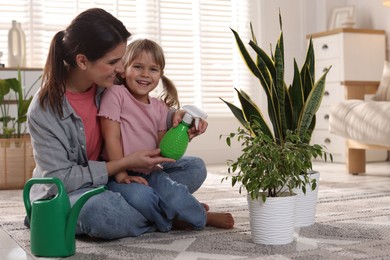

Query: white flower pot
247 193 297 245
293 172 320 227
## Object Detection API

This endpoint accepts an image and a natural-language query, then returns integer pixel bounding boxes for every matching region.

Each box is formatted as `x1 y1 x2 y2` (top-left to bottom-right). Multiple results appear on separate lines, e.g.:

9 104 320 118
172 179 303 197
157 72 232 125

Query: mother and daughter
26 7 234 239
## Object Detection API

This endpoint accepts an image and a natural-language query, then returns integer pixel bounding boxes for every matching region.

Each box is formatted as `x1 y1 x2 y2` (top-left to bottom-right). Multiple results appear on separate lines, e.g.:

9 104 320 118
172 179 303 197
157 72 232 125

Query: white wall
186 117 242 165
350 0 390 59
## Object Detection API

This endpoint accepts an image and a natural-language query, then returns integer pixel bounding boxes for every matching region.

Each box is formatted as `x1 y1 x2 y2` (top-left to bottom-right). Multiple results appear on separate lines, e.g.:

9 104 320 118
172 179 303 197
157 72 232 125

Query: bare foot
206 212 234 229
201 203 210 212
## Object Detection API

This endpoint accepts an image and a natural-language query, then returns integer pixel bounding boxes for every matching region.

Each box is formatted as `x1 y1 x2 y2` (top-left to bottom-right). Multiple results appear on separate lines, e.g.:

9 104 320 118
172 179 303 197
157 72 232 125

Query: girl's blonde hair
118 38 180 108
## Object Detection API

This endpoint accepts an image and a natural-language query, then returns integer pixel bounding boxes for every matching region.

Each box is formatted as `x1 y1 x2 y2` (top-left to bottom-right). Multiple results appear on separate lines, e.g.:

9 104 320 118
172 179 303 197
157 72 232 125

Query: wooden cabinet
309 28 387 163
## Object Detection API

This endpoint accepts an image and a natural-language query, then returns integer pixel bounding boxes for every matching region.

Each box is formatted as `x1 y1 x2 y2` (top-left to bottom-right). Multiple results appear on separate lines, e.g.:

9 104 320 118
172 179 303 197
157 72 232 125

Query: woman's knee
109 181 160 214
77 191 150 239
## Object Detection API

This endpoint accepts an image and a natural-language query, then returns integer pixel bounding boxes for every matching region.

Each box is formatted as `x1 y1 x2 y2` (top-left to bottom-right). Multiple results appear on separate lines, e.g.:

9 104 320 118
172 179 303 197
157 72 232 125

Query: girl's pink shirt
97 84 169 158
65 85 102 161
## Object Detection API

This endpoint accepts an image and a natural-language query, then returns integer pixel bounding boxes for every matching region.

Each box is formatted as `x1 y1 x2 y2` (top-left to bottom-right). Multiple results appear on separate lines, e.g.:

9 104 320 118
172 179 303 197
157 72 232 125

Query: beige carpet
1 162 390 259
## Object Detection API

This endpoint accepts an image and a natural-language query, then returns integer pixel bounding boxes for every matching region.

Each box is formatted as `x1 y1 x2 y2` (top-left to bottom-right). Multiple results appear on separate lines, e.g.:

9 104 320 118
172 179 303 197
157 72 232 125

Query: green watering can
23 177 106 257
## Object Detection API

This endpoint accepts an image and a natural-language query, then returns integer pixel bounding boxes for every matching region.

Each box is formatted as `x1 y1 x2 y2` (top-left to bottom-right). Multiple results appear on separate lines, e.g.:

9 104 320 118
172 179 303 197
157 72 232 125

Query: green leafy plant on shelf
0 70 41 138
220 12 332 202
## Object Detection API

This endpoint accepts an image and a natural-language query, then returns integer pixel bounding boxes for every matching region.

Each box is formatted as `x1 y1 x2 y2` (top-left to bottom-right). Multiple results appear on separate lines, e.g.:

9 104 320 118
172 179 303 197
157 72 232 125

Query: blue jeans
108 169 207 232
72 156 207 239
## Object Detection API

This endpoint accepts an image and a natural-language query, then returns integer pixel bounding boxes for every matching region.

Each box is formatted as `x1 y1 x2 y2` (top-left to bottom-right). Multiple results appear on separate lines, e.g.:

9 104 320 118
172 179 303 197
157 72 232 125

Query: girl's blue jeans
72 156 207 239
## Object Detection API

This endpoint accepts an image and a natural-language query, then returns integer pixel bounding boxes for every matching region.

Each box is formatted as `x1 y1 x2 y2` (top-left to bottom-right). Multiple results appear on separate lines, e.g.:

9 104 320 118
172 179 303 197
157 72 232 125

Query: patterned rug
1 164 390 259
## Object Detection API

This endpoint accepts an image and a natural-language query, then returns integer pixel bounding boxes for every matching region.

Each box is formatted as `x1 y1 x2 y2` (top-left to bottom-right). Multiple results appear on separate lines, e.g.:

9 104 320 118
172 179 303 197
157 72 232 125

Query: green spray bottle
160 105 207 160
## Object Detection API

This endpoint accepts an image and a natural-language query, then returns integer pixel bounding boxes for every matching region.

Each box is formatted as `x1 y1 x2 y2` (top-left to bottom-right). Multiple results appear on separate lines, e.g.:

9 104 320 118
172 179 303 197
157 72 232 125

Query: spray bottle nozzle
182 105 208 129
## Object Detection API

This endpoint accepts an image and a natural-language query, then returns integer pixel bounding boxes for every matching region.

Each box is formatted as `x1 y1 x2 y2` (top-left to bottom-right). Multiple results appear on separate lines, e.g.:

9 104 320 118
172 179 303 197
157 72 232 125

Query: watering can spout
65 186 106 246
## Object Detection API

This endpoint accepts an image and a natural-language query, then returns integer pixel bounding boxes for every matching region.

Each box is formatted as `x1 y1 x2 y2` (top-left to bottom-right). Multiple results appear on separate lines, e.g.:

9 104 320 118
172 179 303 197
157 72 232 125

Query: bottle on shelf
8 20 26 67
17 22 26 67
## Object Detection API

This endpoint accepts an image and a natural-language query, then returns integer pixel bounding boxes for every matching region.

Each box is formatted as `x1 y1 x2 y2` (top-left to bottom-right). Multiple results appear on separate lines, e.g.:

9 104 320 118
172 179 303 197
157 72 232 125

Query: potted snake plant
220 12 332 244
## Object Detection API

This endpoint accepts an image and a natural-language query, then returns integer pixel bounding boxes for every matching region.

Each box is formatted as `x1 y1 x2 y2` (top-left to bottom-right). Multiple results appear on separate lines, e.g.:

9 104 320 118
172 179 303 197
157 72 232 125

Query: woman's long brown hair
39 8 131 117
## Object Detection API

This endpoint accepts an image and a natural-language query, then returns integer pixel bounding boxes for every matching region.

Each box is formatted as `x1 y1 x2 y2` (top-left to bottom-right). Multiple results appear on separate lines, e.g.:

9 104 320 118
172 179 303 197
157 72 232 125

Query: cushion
329 100 390 147
372 60 390 101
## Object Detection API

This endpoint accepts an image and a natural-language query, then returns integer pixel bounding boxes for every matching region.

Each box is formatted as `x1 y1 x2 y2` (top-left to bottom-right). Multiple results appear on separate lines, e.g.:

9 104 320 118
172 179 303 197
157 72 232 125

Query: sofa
329 61 390 174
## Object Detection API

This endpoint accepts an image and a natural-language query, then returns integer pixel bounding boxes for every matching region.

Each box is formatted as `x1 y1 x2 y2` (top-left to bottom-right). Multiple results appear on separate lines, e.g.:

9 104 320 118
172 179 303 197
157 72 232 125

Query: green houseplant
223 123 326 202
0 70 41 138
220 13 332 243
221 13 332 200
0 70 41 189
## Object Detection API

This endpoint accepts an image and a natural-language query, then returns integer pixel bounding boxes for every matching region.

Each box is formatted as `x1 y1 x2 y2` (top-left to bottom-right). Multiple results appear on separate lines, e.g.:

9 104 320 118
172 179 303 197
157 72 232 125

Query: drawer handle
322 67 328 73
324 90 329 96
324 114 329 120
322 44 328 50
324 138 331 144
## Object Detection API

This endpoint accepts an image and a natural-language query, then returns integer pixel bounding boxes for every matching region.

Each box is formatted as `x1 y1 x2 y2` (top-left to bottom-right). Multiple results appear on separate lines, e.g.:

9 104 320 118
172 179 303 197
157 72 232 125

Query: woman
26 8 210 239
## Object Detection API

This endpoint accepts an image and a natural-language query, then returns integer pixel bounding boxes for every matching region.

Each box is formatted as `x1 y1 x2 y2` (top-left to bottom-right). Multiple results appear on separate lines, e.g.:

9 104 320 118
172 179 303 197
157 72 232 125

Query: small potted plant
0 69 41 189
220 12 332 244
222 122 327 244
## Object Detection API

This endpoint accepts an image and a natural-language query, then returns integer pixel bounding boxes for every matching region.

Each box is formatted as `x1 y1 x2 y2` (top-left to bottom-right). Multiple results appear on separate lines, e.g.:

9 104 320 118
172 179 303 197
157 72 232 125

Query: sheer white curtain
0 0 253 115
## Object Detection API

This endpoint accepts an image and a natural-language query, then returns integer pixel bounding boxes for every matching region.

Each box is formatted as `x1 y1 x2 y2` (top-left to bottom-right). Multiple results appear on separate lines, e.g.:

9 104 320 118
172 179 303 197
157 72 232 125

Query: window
0 0 253 116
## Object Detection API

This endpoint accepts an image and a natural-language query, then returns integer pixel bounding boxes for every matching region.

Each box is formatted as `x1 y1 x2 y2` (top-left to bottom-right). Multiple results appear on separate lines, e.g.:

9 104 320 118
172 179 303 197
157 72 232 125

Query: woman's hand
125 149 175 174
107 149 175 177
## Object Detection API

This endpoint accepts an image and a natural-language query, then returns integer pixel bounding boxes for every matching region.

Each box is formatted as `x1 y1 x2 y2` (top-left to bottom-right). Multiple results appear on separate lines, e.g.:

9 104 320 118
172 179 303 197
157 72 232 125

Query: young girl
98 39 234 230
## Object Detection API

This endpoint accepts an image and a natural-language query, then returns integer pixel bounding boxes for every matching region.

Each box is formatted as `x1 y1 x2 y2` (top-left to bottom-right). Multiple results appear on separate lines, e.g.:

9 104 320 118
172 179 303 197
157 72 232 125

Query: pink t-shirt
65 85 102 160
98 84 169 158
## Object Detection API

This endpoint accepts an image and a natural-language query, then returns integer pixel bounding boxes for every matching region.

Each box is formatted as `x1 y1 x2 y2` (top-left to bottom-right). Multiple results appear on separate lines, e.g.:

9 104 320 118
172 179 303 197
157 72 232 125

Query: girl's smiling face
124 51 162 104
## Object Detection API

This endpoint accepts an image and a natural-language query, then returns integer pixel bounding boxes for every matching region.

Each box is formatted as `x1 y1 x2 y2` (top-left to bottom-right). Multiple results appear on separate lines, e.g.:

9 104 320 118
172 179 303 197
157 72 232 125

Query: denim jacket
27 87 108 201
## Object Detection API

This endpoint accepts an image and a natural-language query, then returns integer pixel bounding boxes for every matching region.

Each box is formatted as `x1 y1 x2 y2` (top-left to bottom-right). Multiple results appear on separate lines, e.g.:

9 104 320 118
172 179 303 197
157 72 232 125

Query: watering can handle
23 177 65 222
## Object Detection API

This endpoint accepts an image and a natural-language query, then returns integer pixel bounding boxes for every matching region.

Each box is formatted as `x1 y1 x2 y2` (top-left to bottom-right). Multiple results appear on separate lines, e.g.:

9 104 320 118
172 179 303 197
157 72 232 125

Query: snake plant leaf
302 37 315 86
236 89 274 139
247 41 280 140
298 66 331 134
249 40 275 89
231 28 262 80
250 22 257 45
301 38 315 98
278 9 283 31
289 59 304 130
219 97 247 128
307 114 316 140
284 83 293 131
274 36 286 141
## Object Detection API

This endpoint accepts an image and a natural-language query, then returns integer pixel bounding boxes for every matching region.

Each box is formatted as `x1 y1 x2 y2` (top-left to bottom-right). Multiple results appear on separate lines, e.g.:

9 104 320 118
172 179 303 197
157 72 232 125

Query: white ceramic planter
247 193 297 245
293 172 320 227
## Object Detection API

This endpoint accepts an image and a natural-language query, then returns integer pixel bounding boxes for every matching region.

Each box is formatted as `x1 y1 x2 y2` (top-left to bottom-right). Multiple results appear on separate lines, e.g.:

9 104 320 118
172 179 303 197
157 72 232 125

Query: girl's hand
188 118 208 140
117 175 149 185
172 110 208 140
172 109 185 128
